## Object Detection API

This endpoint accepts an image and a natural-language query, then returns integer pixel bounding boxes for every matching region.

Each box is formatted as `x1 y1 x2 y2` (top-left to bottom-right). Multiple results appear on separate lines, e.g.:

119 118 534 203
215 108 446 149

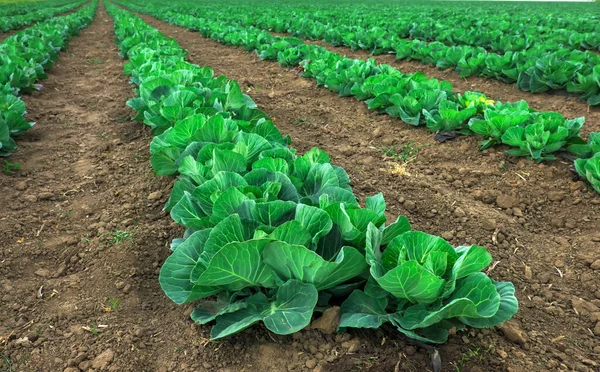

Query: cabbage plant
0 94 34 156
501 113 584 162
339 225 518 344
568 132 600 159
423 100 477 134
468 100 533 150
575 153 600 193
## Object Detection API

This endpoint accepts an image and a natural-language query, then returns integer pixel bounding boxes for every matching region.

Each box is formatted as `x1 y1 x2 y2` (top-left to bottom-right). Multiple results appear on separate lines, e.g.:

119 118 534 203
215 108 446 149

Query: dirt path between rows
133 12 600 372
0 29 20 43
0 4 199 372
1 2 598 370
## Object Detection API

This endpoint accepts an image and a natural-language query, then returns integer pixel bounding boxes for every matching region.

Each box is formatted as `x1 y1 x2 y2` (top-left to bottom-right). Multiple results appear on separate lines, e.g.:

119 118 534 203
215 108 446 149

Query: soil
0 29 19 43
1 4 599 372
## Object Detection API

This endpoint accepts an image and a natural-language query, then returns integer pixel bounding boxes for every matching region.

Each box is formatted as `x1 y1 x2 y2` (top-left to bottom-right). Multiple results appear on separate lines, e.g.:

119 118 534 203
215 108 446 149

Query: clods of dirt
1 3 600 372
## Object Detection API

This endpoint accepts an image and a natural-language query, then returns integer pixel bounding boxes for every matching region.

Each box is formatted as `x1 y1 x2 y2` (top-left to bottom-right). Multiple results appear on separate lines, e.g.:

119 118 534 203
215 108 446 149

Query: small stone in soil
403 200 416 211
38 192 53 200
550 216 566 228
441 231 454 240
34 269 50 278
15 181 27 191
554 259 565 268
524 265 533 280
372 126 383 138
147 191 162 200
54 264 67 278
73 352 87 365
571 297 599 315
593 322 600 337
405 345 416 356
339 145 354 156
547 192 564 202
341 339 361 353
496 194 519 209
381 137 394 146
480 218 496 231
305 358 317 369
564 219 577 228
91 349 114 370
23 195 37 202
497 321 528 345
454 207 466 217
310 306 340 335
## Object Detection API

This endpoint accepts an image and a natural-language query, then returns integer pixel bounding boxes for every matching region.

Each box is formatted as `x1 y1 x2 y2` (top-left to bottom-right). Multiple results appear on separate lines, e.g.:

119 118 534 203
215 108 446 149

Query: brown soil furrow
130 12 600 372
1 4 188 372
0 29 19 43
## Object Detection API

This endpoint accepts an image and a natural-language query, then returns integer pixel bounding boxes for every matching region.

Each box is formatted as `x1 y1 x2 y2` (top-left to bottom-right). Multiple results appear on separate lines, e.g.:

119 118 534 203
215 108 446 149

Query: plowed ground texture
1 4 599 372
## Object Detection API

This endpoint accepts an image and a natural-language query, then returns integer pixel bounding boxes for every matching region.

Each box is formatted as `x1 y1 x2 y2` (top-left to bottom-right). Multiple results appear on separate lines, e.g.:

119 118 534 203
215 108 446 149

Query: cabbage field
1 0 599 371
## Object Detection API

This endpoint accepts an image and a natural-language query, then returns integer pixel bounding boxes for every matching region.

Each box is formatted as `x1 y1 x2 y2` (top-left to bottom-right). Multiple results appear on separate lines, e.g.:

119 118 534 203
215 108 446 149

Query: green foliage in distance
114 0 600 193
133 0 600 105
0 0 85 33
